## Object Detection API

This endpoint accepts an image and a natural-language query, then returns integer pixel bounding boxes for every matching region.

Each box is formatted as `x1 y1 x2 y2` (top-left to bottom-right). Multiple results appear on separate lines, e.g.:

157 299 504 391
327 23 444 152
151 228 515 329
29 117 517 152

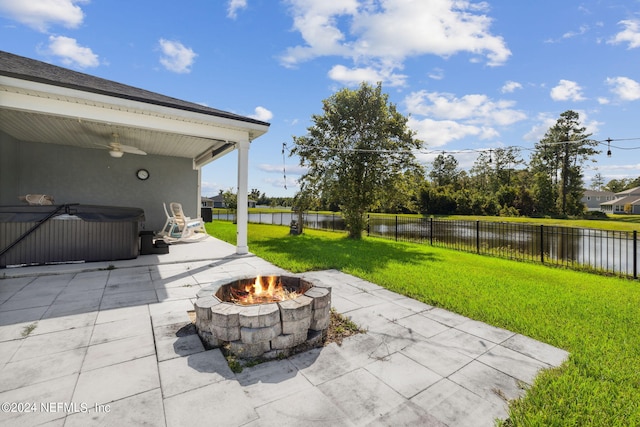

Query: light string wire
280 137 640 189
282 137 640 157
281 142 287 190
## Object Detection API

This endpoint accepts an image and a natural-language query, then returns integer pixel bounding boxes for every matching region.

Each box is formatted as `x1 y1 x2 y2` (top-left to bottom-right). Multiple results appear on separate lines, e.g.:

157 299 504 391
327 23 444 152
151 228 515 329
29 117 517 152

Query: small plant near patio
326 308 366 346
225 354 243 374
21 322 37 337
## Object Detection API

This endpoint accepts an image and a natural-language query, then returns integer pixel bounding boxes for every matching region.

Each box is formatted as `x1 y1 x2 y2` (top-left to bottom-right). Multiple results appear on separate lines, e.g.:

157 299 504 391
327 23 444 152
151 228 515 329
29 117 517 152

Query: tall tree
429 153 459 187
492 147 523 189
249 188 262 202
469 151 493 192
590 172 605 191
530 110 600 216
292 82 422 238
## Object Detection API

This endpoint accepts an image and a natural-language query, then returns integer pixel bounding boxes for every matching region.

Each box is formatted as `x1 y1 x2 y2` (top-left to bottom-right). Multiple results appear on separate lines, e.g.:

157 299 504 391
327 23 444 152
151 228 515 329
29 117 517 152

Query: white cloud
249 106 273 121
576 110 601 136
523 113 557 142
201 180 223 196
280 0 511 85
608 19 640 49
597 97 610 105
279 1 357 66
550 79 586 101
45 35 98 68
606 76 640 101
0 0 87 32
404 90 525 148
405 91 526 126
501 80 522 93
258 163 307 175
227 0 247 19
327 64 406 87
562 24 589 39
428 68 444 80
158 39 197 73
408 117 497 148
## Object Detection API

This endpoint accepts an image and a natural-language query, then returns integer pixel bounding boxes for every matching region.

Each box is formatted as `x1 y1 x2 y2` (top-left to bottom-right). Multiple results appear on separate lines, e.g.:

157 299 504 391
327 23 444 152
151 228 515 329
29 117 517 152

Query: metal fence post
367 214 370 236
476 220 480 254
395 216 398 241
540 225 544 264
634 230 637 280
430 217 433 245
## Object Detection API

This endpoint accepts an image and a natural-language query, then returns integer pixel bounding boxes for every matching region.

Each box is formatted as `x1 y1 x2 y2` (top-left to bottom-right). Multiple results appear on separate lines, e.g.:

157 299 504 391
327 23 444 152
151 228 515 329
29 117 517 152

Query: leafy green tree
221 188 237 211
419 184 457 215
249 188 262 202
604 179 627 193
530 171 557 216
590 172 605 191
378 169 422 213
470 148 522 195
429 153 459 187
469 151 493 192
530 110 599 216
492 147 523 189
292 82 422 238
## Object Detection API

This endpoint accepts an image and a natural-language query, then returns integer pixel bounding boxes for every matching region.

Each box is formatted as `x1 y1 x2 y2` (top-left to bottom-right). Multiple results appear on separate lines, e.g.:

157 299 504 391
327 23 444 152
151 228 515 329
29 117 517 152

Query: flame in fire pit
231 276 301 305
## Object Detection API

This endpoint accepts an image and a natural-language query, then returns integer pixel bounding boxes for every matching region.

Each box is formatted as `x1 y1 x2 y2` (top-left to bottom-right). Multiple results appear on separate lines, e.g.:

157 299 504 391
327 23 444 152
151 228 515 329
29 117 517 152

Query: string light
282 137 640 158
281 142 287 190
281 137 640 190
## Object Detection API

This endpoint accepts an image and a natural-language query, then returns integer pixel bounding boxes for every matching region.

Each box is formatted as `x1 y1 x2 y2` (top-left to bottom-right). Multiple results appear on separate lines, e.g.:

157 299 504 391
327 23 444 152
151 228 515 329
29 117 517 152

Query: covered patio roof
0 50 269 168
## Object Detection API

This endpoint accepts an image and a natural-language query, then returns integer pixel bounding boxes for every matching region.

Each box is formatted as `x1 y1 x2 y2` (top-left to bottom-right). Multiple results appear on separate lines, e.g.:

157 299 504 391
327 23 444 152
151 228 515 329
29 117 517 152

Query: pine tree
530 110 599 216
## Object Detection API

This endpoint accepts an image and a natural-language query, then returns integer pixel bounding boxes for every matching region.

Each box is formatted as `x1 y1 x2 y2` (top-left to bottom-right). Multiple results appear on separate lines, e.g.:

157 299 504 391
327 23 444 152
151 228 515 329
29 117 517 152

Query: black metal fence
367 215 638 279
212 210 639 279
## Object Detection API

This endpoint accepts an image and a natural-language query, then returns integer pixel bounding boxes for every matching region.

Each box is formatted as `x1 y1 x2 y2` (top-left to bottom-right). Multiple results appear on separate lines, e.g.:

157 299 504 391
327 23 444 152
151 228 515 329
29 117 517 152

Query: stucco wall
0 134 199 231
0 131 19 204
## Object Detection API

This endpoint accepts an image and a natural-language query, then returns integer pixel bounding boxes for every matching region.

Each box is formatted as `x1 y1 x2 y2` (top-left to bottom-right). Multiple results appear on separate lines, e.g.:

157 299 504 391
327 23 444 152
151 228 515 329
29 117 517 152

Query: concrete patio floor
0 236 569 426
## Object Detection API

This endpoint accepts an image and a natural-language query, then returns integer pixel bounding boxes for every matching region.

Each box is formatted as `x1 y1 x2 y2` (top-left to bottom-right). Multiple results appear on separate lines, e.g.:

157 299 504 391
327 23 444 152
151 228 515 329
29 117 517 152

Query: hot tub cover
0 204 145 222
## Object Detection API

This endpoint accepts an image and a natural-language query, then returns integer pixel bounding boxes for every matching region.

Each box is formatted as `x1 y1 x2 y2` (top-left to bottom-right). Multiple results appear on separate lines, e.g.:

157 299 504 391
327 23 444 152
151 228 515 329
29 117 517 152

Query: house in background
210 194 226 208
202 194 256 209
201 197 215 208
582 190 616 211
0 50 269 255
600 187 640 214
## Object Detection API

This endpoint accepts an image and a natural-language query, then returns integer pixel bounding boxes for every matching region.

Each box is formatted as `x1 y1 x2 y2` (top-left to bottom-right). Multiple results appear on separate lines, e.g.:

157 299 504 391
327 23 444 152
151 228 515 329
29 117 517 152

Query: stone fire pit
193 274 331 359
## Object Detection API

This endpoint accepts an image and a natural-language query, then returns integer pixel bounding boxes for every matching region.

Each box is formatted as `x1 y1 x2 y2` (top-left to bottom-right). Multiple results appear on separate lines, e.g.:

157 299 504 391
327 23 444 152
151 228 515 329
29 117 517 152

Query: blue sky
1 0 639 197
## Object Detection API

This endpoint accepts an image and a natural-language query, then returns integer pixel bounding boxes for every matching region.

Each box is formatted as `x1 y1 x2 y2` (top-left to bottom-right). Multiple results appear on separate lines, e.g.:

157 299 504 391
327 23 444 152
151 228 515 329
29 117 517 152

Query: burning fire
231 276 300 305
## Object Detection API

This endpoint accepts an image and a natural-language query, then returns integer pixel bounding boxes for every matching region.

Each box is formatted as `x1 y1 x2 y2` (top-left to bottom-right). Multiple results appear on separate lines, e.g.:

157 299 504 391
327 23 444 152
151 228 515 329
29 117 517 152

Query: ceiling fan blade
120 144 147 155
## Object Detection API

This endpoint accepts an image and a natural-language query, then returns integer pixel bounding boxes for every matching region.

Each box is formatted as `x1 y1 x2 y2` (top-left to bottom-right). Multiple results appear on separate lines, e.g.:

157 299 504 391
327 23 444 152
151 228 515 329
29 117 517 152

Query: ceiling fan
97 133 147 158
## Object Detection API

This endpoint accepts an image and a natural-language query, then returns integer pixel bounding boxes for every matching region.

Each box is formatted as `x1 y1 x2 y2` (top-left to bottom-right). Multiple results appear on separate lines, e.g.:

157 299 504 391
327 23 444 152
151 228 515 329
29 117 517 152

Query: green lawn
207 221 640 426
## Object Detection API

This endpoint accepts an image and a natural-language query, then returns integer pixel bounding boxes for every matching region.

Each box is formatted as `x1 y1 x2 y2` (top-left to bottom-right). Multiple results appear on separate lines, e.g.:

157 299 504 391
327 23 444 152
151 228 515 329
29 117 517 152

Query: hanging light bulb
488 149 492 164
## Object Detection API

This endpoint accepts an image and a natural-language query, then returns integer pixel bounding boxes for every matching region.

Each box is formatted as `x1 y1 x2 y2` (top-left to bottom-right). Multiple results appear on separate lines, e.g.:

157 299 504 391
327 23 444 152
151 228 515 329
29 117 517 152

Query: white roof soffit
1 75 269 140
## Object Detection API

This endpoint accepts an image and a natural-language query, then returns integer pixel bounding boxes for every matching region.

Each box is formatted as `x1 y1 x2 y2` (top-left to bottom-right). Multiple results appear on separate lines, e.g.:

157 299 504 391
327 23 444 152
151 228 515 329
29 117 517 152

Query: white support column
236 138 250 254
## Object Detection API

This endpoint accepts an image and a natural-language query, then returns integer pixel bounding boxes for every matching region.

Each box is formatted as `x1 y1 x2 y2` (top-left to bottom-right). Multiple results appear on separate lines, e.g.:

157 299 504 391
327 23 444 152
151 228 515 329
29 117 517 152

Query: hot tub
0 204 145 268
